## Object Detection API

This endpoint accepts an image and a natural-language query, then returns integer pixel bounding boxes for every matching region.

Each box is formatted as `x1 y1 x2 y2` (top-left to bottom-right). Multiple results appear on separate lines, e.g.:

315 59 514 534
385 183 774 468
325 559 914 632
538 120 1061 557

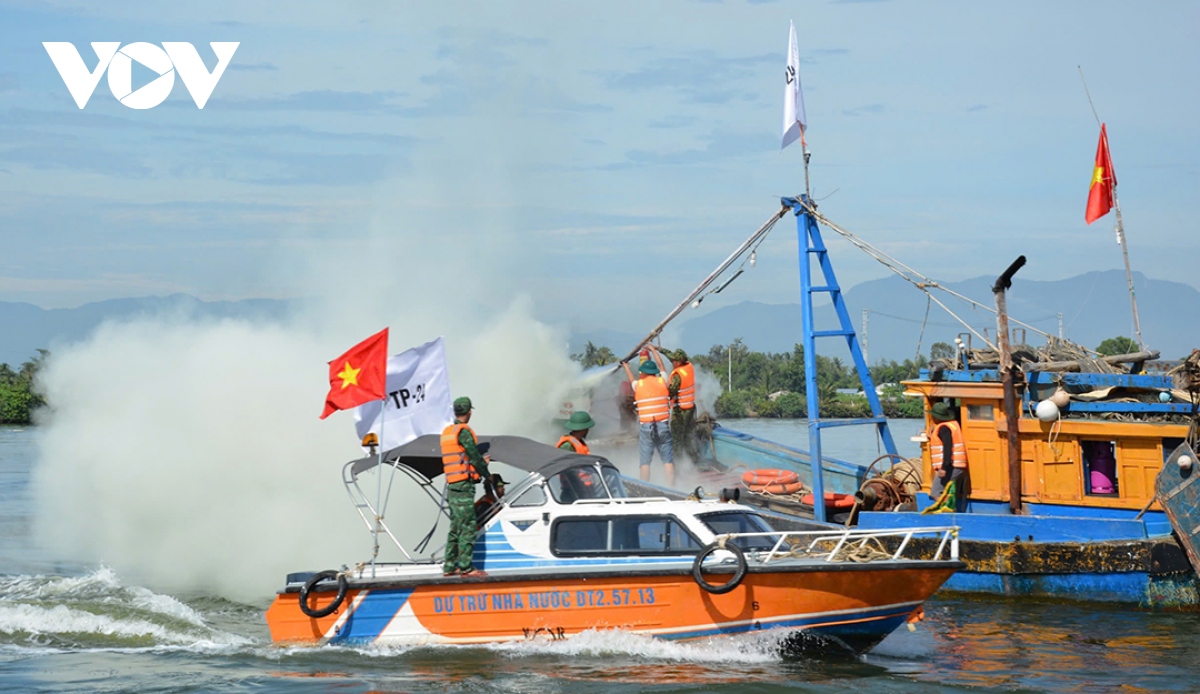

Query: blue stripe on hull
943 571 1200 609
328 587 415 644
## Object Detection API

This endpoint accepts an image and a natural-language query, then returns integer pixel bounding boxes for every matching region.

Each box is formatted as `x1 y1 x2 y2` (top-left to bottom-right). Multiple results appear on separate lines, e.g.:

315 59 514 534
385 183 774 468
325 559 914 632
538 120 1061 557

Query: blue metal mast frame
785 195 898 522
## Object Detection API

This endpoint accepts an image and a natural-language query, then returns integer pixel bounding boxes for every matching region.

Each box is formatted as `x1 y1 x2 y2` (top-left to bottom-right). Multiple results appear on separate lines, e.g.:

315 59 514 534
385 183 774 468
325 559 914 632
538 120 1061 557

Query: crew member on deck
557 410 595 454
668 349 700 464
475 473 507 526
441 396 491 577
929 401 968 513
622 350 675 487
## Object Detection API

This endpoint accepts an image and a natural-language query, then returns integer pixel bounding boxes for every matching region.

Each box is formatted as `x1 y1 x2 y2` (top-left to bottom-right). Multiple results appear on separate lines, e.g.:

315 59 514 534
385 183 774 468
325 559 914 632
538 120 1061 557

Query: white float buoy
1035 400 1059 422
1178 455 1194 471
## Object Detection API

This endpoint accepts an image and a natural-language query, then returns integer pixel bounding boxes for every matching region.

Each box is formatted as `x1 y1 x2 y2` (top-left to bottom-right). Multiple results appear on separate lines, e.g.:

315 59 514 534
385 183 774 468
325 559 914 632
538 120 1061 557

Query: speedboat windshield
547 463 627 504
698 510 778 551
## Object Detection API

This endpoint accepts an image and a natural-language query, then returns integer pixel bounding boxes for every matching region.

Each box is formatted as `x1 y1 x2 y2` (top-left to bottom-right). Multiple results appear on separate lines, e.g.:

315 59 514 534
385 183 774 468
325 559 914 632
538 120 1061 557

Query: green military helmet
565 410 596 431
671 349 689 364
638 360 660 375
453 396 474 416
929 401 954 421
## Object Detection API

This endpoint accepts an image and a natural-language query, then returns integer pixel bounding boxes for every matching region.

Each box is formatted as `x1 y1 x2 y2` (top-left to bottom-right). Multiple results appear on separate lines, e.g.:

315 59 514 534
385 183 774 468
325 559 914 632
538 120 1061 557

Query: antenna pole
1078 66 1103 128
1112 193 1144 349
1080 66 1143 350
803 145 812 200
862 309 869 365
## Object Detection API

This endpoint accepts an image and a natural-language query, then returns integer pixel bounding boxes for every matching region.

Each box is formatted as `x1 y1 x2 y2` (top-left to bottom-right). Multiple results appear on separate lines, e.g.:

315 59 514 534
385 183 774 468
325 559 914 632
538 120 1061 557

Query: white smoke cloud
31 197 583 605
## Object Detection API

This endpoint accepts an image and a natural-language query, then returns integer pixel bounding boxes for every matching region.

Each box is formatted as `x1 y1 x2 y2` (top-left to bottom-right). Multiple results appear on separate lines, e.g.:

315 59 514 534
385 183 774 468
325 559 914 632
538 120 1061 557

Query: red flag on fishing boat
320 328 389 419
1085 123 1117 225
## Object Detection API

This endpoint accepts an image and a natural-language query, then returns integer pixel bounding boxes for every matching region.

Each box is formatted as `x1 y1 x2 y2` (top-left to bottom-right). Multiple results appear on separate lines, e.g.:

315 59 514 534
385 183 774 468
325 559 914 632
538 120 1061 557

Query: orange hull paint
266 567 955 646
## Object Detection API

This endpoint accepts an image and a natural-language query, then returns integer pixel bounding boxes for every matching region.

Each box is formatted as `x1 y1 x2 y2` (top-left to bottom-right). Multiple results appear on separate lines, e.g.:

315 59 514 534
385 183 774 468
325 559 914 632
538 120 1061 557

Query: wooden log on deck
1024 350 1159 373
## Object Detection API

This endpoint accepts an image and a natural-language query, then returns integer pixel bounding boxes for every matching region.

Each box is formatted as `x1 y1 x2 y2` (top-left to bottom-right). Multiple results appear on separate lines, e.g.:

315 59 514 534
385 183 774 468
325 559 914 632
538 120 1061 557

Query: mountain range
670 270 1198 362
2 270 1195 368
0 295 297 367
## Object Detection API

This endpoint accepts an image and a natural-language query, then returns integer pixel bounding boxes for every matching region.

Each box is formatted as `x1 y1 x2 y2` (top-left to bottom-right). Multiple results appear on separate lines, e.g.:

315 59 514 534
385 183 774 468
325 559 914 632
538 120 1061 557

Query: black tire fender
692 540 747 595
298 570 348 619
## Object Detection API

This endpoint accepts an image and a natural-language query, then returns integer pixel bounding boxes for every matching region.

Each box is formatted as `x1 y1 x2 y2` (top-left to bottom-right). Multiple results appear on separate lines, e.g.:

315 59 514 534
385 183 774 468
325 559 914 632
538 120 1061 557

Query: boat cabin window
552 515 701 556
546 465 626 504
966 404 993 421
1082 440 1118 496
509 483 547 507
1164 438 1186 465
699 511 778 552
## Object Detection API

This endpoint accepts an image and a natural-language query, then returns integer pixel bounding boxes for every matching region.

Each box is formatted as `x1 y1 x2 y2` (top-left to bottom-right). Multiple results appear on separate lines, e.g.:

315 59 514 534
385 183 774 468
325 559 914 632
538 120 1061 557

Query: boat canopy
346 434 613 483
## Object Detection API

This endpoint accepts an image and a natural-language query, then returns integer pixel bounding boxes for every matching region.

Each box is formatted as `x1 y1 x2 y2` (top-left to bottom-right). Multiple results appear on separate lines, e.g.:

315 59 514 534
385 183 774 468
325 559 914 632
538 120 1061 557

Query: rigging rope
796 198 1080 353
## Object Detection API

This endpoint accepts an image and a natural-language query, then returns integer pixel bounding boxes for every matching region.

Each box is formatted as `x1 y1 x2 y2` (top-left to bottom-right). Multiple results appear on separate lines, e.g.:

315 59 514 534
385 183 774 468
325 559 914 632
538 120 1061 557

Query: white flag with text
354 336 453 451
781 20 807 150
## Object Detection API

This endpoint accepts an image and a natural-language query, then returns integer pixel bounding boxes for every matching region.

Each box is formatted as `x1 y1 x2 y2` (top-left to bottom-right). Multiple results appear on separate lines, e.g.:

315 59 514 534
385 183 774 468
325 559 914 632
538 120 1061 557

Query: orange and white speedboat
266 436 962 655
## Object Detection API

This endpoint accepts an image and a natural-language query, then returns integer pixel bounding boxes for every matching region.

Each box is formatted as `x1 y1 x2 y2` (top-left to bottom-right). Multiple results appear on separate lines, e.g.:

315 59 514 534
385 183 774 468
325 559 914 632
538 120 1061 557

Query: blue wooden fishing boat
699 195 1200 608
854 357 1200 608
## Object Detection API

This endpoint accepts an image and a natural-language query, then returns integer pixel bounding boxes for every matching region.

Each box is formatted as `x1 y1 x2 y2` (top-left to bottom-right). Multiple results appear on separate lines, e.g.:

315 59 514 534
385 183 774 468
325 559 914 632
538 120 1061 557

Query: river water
2 420 1196 693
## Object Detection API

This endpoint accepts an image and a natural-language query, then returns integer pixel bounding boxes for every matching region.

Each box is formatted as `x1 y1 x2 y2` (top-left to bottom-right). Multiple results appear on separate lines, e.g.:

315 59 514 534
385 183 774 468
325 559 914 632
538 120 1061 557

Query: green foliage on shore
695 340 928 418
584 339 929 419
1096 335 1139 356
0 350 47 425
571 341 618 368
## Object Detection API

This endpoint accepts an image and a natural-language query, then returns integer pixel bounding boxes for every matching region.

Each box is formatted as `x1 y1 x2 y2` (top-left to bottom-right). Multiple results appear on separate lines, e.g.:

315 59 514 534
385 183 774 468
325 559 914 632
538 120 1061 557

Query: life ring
747 480 804 495
741 469 800 487
800 492 857 509
298 570 348 619
692 540 747 594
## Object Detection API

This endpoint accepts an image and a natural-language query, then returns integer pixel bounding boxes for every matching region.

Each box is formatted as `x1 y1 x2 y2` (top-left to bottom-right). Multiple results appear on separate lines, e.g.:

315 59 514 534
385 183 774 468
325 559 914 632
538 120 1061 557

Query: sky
3 0 1198 335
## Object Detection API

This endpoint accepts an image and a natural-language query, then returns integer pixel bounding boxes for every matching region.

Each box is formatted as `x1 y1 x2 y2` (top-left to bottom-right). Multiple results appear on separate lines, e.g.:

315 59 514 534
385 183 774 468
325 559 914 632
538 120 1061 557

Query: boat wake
490 628 787 663
0 567 255 652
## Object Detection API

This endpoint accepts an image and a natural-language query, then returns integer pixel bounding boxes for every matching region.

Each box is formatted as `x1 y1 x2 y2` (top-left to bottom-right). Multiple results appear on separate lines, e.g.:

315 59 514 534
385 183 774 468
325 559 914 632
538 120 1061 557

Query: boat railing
342 459 447 562
571 496 675 506
723 525 959 564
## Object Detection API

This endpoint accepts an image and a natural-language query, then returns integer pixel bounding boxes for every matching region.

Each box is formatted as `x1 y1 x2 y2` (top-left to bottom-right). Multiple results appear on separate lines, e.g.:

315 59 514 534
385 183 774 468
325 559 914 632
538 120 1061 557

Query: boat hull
858 502 1200 609
266 563 957 653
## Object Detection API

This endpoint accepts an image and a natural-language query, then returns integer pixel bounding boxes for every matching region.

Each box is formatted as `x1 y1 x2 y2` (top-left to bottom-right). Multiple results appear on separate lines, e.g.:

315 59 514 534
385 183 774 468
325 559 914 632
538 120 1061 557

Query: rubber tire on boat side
691 542 747 595
298 570 348 619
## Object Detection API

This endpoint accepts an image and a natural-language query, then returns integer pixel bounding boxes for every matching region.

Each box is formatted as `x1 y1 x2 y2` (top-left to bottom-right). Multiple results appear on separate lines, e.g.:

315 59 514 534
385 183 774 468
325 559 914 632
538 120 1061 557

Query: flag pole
1080 68 1143 351
803 140 812 200
372 401 386 578
1111 193 1144 350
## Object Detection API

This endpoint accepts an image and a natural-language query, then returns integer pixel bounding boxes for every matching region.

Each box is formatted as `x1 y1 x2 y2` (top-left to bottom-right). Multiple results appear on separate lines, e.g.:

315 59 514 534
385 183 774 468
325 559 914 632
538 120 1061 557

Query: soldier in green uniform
440 396 491 577
668 349 700 464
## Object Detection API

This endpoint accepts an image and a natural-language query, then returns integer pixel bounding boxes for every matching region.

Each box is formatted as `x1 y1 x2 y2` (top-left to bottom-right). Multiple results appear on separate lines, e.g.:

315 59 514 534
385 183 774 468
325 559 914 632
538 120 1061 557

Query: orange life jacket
556 434 590 455
633 375 670 423
441 422 481 484
671 364 695 410
930 421 968 470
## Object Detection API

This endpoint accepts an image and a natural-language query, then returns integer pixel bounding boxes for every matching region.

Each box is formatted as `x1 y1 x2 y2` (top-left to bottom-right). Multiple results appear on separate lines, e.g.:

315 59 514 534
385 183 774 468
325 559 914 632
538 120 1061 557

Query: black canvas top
347 434 613 482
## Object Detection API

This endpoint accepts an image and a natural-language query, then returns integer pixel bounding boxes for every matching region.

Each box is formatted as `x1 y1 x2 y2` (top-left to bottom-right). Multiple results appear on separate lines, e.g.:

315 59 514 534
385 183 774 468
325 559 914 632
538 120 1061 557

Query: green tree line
572 339 937 419
571 333 1141 420
0 349 47 425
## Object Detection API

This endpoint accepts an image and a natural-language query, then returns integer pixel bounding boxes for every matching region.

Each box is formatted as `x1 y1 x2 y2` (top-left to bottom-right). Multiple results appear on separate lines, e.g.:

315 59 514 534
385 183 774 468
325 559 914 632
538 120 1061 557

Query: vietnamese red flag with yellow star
320 328 389 419
1085 123 1117 225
